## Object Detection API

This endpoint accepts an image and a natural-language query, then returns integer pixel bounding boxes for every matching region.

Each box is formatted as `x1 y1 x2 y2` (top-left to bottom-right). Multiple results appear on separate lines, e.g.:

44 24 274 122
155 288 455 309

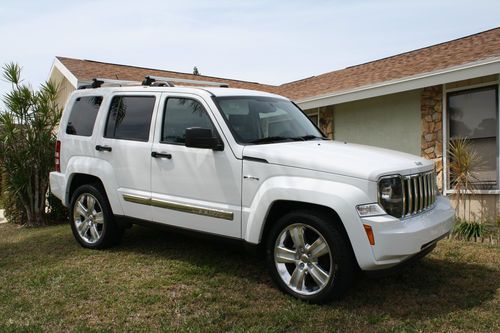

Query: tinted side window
104 96 155 142
162 98 215 144
66 96 102 136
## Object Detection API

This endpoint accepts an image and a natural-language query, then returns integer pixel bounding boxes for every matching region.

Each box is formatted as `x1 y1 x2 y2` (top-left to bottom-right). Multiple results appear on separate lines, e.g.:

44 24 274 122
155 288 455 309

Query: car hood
242 140 434 181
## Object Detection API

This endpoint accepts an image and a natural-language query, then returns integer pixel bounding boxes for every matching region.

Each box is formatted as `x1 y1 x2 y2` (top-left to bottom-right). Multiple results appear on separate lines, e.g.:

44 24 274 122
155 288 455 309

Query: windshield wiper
293 135 327 141
249 135 326 144
249 136 295 144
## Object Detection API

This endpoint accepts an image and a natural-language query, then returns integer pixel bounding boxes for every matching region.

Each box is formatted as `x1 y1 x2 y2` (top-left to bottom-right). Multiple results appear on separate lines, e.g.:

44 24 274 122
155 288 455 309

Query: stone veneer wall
421 85 444 190
318 105 334 139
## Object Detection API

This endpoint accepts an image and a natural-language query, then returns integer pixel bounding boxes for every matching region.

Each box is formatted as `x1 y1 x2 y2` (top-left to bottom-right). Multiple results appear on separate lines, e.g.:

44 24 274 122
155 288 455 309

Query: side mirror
185 127 224 151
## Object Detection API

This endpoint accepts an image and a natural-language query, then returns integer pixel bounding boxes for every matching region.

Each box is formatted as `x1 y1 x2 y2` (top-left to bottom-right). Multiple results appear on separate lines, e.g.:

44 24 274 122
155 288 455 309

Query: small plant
454 218 485 241
448 137 486 240
448 137 480 220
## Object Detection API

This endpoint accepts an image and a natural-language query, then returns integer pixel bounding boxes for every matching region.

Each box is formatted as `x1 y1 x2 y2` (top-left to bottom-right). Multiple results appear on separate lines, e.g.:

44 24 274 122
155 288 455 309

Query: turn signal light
363 224 375 245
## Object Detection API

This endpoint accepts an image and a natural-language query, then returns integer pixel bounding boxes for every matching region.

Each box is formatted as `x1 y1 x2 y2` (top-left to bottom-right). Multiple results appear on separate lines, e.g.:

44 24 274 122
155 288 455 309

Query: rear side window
104 96 155 142
162 98 215 144
66 96 102 136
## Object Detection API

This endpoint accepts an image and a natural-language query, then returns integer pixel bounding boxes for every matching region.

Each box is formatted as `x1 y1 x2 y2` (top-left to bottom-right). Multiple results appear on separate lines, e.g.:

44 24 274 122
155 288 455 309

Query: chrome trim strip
122 194 234 221
150 198 234 221
122 193 151 205
423 173 428 208
418 175 424 212
401 176 406 217
407 178 413 215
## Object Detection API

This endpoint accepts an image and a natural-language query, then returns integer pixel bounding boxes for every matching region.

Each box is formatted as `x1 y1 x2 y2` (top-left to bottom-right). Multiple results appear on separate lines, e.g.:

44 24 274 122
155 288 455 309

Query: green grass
0 223 498 332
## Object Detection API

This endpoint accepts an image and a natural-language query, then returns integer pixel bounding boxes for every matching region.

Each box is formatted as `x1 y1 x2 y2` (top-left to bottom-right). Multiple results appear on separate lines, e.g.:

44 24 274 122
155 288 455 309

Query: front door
150 94 241 238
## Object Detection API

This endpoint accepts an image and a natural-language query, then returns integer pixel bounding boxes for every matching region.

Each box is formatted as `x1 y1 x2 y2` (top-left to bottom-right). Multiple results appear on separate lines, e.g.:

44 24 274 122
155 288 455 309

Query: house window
447 85 498 190
308 114 319 126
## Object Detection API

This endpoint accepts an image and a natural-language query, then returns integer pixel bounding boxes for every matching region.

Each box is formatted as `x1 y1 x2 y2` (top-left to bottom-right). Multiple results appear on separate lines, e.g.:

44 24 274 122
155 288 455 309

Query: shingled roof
56 56 280 94
278 27 500 100
55 27 500 102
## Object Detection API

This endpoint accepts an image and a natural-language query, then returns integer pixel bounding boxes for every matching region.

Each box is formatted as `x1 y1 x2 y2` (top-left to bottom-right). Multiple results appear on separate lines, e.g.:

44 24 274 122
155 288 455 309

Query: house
49 27 500 220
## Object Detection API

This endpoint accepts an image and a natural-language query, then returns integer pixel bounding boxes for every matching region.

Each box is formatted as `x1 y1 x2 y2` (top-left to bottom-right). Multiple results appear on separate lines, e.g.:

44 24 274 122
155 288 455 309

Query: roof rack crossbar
79 78 141 89
142 75 229 88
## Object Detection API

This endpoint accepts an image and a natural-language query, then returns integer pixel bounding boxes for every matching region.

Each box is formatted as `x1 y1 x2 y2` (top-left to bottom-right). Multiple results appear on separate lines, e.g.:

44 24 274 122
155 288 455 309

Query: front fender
243 176 375 269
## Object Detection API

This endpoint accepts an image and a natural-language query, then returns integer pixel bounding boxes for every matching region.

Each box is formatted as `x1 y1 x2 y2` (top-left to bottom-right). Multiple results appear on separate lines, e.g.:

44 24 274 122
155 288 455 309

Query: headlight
378 175 404 218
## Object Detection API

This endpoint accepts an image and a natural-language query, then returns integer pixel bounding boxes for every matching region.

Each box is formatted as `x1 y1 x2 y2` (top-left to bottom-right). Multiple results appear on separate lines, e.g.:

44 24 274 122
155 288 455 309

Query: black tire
265 209 355 303
69 183 123 249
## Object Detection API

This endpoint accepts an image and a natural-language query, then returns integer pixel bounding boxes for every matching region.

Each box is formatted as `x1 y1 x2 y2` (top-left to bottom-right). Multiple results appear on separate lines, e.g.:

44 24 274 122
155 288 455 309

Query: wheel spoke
79 220 91 236
308 237 329 259
275 246 297 264
87 196 96 213
76 200 88 218
309 263 329 288
289 267 306 291
289 226 305 250
94 212 104 224
89 224 99 242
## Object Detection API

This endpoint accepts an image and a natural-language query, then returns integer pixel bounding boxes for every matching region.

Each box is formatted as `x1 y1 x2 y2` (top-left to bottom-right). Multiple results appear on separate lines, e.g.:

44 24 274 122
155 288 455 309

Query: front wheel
69 184 123 249
266 210 355 303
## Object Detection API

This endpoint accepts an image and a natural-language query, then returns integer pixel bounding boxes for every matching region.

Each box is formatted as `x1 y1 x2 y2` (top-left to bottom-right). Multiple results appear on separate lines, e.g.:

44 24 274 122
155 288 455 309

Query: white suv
50 76 455 302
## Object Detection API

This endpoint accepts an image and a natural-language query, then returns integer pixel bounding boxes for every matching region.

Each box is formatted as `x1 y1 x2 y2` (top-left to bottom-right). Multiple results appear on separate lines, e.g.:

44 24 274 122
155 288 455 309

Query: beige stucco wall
333 89 422 155
449 194 499 222
48 67 76 110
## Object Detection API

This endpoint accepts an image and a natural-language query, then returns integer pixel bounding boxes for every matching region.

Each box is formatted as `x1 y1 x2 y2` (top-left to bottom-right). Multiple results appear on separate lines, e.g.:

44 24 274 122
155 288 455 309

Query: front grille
402 171 437 217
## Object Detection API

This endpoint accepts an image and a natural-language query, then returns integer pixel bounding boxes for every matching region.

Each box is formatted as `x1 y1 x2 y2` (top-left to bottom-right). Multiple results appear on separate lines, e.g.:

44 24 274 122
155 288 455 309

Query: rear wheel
69 184 123 249
266 210 355 303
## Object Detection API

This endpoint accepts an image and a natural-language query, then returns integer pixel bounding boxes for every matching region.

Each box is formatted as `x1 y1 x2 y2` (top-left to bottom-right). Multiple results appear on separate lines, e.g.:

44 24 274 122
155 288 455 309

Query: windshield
214 96 324 144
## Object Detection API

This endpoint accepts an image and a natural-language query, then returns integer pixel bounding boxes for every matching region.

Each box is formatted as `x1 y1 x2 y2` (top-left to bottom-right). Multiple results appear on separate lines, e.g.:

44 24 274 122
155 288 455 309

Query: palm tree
0 63 62 226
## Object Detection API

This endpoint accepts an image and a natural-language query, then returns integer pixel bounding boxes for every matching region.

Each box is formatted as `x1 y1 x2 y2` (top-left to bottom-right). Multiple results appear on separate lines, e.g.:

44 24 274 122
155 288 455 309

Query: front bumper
360 195 455 270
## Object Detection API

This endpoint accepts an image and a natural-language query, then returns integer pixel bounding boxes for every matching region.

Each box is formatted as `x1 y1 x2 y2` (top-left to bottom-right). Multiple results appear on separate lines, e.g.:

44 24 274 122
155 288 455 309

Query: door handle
95 145 112 152
151 151 172 159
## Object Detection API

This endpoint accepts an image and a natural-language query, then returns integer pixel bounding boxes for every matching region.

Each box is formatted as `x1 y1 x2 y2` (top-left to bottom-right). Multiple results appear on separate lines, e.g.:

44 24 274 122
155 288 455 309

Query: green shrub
0 63 62 226
454 218 485 241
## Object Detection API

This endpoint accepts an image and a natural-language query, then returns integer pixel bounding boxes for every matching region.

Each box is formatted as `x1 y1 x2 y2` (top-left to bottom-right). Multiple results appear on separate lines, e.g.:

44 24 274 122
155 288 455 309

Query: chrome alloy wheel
73 193 104 244
274 223 334 296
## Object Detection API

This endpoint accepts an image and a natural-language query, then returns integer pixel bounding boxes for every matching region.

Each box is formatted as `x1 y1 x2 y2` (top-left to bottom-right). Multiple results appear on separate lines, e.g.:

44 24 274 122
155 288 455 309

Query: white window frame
305 109 320 126
443 79 500 195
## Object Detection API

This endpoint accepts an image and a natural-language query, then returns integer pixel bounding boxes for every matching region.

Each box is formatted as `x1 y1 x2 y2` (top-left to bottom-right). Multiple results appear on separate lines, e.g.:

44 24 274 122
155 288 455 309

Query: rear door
94 92 161 221
150 93 242 238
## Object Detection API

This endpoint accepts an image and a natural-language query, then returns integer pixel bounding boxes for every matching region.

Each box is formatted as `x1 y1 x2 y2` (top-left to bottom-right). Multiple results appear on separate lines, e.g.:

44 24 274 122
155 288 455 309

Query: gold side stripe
122 193 152 205
122 194 233 221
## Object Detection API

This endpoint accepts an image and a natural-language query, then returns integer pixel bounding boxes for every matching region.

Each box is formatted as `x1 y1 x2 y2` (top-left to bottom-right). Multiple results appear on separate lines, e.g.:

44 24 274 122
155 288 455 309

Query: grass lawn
0 223 498 333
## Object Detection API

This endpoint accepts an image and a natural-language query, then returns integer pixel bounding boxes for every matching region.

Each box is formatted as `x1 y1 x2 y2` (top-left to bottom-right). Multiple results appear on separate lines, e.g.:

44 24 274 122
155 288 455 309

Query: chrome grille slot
403 171 436 217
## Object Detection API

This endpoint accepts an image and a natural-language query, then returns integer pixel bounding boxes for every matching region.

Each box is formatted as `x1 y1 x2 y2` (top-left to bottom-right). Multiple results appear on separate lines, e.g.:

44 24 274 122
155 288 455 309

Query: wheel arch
67 173 106 204
64 156 123 215
261 200 358 268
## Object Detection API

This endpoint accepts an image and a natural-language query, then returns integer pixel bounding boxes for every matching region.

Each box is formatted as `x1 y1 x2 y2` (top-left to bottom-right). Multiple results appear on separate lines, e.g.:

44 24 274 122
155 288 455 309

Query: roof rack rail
142 75 229 88
78 78 141 89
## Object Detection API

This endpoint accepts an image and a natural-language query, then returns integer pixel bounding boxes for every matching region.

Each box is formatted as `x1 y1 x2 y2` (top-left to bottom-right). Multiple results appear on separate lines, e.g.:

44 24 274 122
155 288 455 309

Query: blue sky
0 0 499 99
